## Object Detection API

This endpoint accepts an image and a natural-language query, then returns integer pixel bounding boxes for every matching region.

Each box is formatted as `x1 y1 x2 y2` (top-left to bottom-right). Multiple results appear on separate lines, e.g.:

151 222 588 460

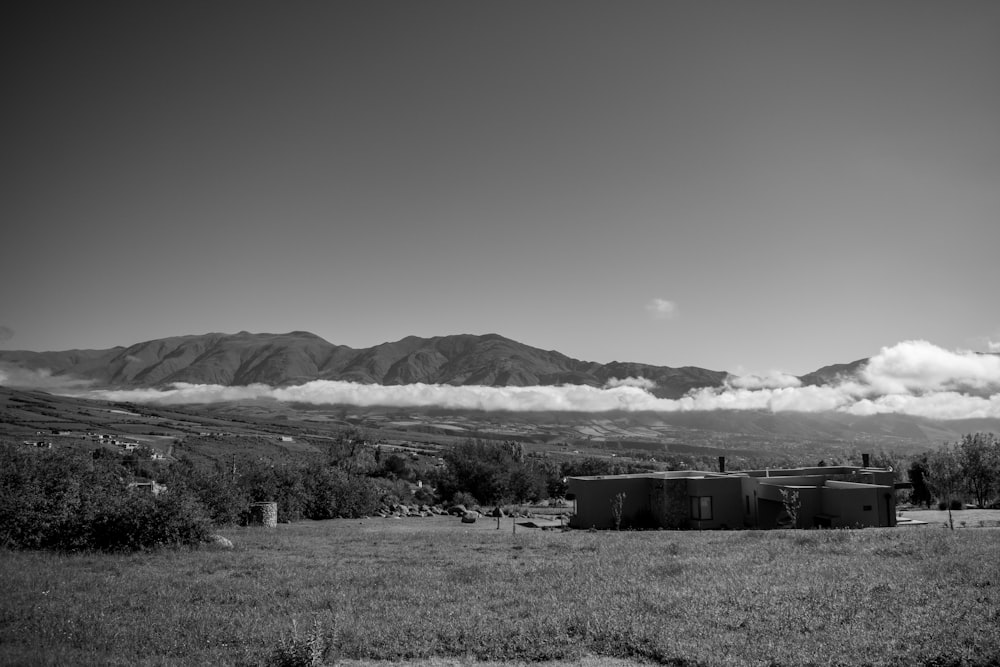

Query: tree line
3 431 997 552
907 432 1000 509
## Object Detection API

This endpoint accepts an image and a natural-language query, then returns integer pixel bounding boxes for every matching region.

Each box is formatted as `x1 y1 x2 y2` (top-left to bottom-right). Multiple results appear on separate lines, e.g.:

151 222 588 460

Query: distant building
567 461 897 530
127 480 168 496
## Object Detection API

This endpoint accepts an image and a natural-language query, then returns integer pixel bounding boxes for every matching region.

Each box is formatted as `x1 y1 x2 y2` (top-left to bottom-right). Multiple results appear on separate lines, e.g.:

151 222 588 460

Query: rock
461 513 477 524
206 534 233 549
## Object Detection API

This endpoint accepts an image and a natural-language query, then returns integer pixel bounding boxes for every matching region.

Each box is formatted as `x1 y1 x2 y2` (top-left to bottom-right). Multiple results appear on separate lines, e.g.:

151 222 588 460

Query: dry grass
1 517 998 666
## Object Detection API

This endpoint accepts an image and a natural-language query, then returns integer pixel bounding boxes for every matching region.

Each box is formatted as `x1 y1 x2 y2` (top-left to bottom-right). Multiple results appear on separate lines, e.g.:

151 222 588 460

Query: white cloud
861 340 1000 394
603 377 657 390
645 298 678 320
0 365 94 390
988 340 1000 353
32 340 1000 421
726 371 802 390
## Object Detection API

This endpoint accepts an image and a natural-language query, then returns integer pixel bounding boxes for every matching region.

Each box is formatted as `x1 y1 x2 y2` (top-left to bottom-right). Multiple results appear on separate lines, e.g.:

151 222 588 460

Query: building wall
823 481 895 528
570 468 897 531
568 476 653 529
650 478 689 529
686 477 743 530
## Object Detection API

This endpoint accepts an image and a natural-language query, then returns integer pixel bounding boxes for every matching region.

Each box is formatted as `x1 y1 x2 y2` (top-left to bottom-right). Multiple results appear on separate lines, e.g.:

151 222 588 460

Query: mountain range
0 330 802 398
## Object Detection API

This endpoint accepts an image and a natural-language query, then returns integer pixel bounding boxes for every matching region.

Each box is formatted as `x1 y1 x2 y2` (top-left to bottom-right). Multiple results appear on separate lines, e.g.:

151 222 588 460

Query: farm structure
567 462 897 530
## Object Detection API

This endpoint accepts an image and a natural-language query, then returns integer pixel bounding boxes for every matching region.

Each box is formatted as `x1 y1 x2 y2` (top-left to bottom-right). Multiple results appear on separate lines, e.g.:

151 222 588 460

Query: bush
938 499 965 511
0 444 209 552
450 491 479 509
87 489 210 552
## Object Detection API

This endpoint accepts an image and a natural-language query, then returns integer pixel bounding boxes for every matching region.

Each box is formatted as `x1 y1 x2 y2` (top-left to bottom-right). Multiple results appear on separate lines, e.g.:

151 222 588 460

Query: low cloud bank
7 341 1000 420
0 365 94 391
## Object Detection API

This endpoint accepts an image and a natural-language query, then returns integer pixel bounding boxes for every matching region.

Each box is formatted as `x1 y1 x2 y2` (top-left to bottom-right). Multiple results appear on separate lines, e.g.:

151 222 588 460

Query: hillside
0 331 730 399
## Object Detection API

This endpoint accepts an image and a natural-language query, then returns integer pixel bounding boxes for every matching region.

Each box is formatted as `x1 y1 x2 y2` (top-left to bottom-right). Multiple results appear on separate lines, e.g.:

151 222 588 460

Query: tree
927 446 963 530
908 458 932 508
779 488 801 529
611 492 626 531
956 433 999 508
438 440 548 505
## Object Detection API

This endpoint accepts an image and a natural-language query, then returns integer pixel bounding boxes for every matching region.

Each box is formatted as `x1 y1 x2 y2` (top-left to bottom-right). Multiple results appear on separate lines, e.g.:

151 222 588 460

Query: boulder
461 512 477 524
206 534 234 549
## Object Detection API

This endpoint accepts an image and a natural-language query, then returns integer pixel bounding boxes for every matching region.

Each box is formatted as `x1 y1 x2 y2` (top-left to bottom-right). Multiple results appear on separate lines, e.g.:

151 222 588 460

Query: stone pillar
250 501 278 527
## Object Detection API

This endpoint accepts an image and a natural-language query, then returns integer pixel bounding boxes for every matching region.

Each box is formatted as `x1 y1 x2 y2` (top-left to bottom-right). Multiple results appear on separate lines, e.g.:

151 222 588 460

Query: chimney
718 456 726 473
862 453 871 468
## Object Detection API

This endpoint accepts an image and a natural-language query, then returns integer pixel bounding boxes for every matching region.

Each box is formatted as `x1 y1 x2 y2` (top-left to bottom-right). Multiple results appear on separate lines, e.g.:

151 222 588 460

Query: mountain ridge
0 330 857 399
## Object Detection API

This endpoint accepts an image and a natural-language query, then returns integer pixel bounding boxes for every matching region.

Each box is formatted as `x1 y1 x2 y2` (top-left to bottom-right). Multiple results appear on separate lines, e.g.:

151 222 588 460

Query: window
863 505 872 511
691 496 713 521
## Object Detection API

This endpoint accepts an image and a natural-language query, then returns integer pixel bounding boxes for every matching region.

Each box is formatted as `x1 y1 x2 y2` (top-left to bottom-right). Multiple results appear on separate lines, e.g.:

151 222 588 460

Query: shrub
0 444 209 552
450 491 479 509
304 466 381 519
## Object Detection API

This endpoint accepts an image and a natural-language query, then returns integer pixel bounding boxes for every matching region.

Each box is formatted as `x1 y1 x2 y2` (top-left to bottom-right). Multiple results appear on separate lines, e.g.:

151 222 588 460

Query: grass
1 518 998 666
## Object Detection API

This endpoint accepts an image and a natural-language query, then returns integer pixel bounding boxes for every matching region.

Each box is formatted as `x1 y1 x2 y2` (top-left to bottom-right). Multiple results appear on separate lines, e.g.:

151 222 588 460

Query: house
567 459 897 530
127 480 168 496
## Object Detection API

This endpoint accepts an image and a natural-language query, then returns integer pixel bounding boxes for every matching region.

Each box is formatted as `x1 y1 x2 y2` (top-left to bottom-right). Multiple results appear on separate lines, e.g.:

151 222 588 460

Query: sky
3 1 1000 377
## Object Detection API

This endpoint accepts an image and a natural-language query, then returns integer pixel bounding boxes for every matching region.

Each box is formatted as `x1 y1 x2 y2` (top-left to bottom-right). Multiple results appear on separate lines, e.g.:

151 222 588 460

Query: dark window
691 496 713 520
863 505 873 511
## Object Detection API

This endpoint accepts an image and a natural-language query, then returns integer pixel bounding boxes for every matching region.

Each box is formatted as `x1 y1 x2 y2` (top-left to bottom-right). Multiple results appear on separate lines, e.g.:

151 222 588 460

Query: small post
512 516 516 534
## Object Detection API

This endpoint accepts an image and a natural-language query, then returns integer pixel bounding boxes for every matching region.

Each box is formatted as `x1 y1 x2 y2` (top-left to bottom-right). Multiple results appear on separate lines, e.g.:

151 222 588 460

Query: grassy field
1 517 998 667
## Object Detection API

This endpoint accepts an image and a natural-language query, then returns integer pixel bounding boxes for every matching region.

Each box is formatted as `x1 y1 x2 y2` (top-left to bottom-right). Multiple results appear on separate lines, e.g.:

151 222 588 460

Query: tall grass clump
266 619 329 667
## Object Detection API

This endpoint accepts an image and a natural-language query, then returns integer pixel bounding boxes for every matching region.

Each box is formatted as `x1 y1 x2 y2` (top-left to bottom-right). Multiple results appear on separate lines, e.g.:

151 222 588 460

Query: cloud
603 377 657 390
645 298 678 320
861 340 1000 394
726 371 802 390
0 326 13 343
36 340 1000 420
80 381 672 412
0 365 94 390
989 340 1000 353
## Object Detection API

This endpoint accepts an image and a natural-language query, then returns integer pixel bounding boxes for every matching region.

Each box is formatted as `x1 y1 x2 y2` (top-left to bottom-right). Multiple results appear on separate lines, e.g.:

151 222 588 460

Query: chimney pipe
862 453 871 468
718 456 726 473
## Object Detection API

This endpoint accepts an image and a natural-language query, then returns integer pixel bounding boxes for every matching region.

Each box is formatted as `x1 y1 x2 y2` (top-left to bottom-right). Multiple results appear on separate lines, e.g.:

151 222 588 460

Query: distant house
127 480 167 496
22 440 52 449
567 460 897 530
277 436 294 442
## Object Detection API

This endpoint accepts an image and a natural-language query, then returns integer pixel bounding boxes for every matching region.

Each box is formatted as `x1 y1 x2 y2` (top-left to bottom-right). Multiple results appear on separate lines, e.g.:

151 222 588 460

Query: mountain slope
0 331 729 398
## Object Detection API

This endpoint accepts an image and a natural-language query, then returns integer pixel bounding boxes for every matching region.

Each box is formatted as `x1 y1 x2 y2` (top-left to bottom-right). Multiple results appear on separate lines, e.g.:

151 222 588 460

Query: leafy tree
438 440 548 505
956 432 999 508
927 446 964 529
907 458 932 508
